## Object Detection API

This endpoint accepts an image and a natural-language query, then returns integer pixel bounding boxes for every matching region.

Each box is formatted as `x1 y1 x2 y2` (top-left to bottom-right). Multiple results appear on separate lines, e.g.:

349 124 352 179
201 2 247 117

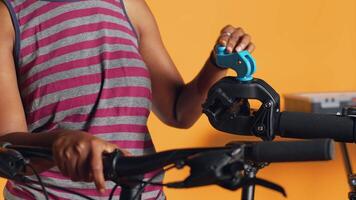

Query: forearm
0 130 63 147
175 58 227 128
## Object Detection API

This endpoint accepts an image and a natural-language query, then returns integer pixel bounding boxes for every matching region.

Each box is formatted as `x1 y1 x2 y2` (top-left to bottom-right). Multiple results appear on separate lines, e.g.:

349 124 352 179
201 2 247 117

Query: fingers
91 145 105 193
217 25 255 53
53 140 70 177
66 147 80 182
53 139 87 182
226 28 245 53
218 25 236 46
246 43 256 53
52 131 120 193
90 142 117 194
74 142 89 181
57 146 82 181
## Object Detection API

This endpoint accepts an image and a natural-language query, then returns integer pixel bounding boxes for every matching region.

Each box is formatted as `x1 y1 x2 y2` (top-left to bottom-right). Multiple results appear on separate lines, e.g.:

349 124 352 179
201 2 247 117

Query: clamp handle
215 46 256 81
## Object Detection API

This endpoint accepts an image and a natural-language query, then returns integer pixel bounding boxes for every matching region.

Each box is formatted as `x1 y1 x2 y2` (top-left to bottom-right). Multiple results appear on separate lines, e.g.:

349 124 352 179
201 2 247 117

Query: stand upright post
241 167 257 200
340 143 356 200
341 107 356 200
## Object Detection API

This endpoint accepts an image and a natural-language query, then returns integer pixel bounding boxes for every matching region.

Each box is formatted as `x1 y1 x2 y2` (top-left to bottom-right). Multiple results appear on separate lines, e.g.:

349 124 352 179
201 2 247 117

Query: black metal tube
241 170 256 200
340 143 354 183
119 185 141 200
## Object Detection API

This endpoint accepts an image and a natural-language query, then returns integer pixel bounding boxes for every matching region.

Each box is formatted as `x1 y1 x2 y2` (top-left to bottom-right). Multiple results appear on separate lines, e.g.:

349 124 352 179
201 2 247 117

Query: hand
216 25 255 53
52 130 118 193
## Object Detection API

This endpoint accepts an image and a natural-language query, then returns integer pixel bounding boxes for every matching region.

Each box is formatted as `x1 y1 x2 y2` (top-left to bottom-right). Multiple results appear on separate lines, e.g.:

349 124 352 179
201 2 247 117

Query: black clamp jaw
203 77 280 141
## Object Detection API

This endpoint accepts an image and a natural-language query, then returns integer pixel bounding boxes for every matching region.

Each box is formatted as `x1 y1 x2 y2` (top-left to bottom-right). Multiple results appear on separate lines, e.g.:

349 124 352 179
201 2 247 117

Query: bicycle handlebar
244 139 334 163
4 139 334 181
0 139 334 200
101 139 334 181
276 111 356 143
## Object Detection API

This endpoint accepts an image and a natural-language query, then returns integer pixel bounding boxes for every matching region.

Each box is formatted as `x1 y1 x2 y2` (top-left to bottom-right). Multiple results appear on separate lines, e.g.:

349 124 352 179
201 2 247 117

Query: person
0 0 254 199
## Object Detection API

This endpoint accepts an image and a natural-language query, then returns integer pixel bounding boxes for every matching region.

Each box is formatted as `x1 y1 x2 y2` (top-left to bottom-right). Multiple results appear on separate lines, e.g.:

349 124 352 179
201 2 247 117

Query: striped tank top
2 0 164 199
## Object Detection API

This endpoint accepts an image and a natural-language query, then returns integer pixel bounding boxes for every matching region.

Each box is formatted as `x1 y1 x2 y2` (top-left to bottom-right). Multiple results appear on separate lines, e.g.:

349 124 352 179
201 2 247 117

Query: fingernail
99 189 105 195
236 46 242 52
227 47 232 52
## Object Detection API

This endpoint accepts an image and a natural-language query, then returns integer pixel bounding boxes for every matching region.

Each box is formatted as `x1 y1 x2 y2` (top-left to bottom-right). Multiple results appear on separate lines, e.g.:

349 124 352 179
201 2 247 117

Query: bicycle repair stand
241 162 269 200
340 142 356 200
284 92 356 199
341 107 356 200
207 46 279 200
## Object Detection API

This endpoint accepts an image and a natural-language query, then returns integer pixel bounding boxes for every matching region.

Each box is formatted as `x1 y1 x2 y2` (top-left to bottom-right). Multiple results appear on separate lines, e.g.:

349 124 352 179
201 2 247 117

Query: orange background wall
145 0 356 200
1 0 356 200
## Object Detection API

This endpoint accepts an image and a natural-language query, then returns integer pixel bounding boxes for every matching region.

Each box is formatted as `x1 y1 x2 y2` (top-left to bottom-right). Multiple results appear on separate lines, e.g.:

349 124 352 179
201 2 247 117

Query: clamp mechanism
215 46 256 81
204 48 280 141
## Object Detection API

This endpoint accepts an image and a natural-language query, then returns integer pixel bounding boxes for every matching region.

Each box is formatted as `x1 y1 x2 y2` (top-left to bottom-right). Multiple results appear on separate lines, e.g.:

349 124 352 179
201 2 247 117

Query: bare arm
0 2 118 192
0 1 27 134
0 0 71 149
125 0 255 128
0 2 59 146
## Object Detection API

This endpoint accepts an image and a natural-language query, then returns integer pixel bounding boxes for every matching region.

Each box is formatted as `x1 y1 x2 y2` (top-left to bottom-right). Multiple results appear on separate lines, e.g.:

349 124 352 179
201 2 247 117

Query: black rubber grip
245 139 334 163
276 112 356 143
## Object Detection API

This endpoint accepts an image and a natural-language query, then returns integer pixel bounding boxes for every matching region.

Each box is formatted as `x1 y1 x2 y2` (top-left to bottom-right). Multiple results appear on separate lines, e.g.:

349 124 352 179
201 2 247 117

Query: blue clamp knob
215 46 256 81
